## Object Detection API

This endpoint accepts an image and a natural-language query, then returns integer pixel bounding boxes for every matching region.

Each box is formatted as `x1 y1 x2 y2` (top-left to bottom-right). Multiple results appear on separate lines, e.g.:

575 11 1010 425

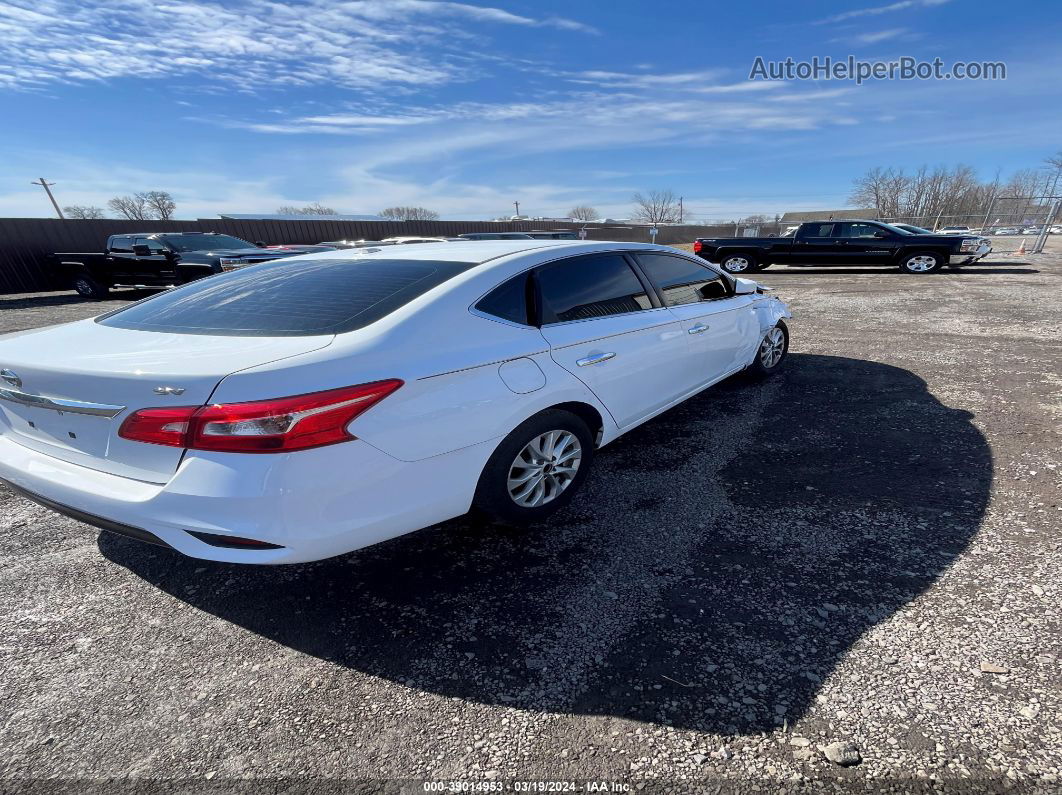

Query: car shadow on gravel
99 353 991 735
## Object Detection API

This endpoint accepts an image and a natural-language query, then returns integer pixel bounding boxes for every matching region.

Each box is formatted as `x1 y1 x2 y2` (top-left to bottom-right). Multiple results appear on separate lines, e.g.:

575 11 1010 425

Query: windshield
162 234 255 252
878 222 919 235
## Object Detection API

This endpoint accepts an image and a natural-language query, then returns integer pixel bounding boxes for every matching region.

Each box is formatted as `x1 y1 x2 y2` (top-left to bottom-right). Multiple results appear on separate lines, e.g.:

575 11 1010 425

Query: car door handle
576 352 616 367
687 323 709 334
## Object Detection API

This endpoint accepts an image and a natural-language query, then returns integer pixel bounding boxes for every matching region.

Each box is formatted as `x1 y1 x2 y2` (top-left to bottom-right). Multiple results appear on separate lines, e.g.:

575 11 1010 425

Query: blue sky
1 0 1059 221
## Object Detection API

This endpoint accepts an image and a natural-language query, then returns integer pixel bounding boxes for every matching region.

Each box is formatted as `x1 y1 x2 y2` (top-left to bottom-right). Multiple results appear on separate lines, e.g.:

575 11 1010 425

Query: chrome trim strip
0 388 125 418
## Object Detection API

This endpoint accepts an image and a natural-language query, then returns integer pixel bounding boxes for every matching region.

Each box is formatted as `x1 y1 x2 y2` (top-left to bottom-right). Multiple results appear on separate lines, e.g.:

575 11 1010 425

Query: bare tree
276 202 338 215
63 205 105 219
848 167 908 217
631 190 679 224
1043 152 1062 225
850 165 995 226
143 190 177 220
107 194 151 221
1044 151 1062 194
379 206 440 221
568 205 598 221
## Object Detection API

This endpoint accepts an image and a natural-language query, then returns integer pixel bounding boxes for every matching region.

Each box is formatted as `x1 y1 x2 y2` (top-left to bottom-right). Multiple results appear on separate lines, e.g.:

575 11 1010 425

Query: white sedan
0 241 791 564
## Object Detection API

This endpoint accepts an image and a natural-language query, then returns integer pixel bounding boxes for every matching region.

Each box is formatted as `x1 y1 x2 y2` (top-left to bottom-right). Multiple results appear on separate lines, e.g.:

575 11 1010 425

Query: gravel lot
1 249 1060 792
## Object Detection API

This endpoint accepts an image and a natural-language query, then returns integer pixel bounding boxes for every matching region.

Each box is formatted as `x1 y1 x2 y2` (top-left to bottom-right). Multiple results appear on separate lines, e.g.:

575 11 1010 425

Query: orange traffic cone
1016 238 1027 255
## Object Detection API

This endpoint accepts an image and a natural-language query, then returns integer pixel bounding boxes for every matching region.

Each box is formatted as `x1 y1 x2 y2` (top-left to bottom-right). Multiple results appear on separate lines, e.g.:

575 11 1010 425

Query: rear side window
635 253 731 305
109 236 133 253
476 273 530 325
537 254 652 324
97 257 476 336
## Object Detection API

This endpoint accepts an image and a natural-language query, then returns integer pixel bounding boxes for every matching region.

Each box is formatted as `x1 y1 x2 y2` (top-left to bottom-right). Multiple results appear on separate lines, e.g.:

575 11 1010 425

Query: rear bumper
0 432 495 564
0 479 171 548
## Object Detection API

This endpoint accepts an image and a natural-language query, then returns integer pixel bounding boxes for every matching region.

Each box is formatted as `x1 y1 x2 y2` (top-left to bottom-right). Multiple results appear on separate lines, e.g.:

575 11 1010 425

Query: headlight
959 238 979 252
219 258 241 265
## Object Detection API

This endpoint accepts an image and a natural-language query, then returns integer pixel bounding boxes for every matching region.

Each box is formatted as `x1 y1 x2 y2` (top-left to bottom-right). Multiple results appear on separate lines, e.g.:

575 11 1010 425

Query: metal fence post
1033 200 1057 253
979 196 996 235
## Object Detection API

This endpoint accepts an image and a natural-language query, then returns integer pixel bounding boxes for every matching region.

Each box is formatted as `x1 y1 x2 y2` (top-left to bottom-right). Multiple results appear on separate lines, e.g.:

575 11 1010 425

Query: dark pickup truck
694 219 992 275
54 232 303 298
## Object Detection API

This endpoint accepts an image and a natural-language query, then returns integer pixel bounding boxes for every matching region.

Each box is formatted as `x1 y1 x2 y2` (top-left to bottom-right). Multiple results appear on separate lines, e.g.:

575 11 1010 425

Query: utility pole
32 178 64 219
678 196 684 224
513 200 520 217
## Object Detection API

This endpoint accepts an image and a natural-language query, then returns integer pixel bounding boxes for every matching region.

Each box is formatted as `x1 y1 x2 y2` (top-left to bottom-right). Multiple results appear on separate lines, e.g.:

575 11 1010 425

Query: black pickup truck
694 219 992 275
54 232 303 298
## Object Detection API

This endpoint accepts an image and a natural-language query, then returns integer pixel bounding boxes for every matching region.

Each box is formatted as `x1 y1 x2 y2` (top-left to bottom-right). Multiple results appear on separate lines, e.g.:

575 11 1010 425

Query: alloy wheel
724 257 750 273
905 255 937 272
507 430 582 508
759 326 786 369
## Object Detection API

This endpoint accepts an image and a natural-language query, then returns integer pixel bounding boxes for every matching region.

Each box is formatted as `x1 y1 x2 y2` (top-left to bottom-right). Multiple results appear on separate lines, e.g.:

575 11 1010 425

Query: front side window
134 237 167 252
162 234 254 252
98 257 477 336
802 223 836 238
537 254 652 324
634 253 730 306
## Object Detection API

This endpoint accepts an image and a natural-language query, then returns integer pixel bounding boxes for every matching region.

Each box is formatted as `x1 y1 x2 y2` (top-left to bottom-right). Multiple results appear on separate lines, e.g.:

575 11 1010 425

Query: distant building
779 208 877 223
218 213 386 221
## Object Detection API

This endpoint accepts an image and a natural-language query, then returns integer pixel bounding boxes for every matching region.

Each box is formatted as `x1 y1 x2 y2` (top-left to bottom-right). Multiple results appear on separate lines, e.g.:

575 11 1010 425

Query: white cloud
815 0 950 24
851 28 909 44
0 0 594 91
203 86 858 154
564 69 727 90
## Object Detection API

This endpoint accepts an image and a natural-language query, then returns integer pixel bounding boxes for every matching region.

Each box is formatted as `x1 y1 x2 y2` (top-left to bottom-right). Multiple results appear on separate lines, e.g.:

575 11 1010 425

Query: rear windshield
97 257 476 336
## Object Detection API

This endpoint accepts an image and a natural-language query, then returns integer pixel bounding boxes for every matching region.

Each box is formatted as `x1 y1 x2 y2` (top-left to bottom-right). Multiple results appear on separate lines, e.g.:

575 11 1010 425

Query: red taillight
693 240 703 254
117 406 198 447
118 380 402 453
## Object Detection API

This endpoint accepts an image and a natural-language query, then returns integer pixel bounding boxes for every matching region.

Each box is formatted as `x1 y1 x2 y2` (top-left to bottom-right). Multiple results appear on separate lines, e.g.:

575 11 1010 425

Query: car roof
303 239 683 265
296 239 684 266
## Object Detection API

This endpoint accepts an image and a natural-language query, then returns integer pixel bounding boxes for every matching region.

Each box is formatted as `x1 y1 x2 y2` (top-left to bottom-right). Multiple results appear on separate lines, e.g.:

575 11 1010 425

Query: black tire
72 274 109 299
898 251 943 274
746 320 789 378
719 252 762 274
473 409 594 526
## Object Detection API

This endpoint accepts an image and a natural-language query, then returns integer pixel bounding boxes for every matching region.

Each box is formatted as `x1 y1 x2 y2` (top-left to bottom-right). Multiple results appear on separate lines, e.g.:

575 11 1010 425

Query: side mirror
873 230 889 238
733 277 759 295
131 244 151 256
255 241 266 248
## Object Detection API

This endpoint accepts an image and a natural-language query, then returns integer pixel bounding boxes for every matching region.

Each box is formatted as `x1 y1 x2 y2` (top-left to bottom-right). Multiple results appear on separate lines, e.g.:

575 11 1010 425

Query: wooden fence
0 217 737 293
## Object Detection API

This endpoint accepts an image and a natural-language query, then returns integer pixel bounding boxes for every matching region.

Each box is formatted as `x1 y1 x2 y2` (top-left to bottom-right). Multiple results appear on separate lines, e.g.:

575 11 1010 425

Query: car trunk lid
0 320 332 483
